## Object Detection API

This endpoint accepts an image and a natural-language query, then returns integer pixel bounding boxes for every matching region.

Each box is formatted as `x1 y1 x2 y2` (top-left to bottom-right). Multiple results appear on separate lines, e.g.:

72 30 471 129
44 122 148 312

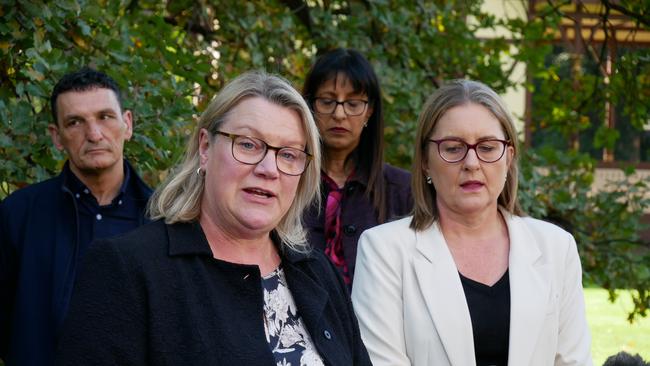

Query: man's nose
85 120 103 142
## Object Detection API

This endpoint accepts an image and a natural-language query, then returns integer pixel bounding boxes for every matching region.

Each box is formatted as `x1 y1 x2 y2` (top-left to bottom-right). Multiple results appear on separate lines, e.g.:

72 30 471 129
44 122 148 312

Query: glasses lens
231 135 308 175
438 140 468 162
344 100 367 116
232 136 265 164
315 98 336 114
476 140 505 162
276 148 308 175
314 98 367 116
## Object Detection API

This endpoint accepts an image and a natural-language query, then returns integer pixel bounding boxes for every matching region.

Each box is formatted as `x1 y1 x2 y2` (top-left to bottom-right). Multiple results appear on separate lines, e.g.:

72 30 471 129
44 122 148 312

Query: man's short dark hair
603 351 649 366
50 67 124 125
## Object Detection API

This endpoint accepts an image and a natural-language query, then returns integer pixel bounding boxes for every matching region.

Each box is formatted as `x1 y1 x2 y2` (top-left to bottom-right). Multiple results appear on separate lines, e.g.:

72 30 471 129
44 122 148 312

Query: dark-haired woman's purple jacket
303 163 413 284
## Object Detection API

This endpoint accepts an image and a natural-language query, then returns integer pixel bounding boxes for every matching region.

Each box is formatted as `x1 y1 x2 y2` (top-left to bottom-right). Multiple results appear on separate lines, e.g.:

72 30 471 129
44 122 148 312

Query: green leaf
593 125 620 150
56 0 81 13
77 19 91 36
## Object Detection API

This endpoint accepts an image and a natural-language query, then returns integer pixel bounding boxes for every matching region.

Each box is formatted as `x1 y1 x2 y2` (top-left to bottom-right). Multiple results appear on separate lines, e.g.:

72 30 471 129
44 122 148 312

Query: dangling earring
426 176 432 185
197 167 205 177
363 121 368 128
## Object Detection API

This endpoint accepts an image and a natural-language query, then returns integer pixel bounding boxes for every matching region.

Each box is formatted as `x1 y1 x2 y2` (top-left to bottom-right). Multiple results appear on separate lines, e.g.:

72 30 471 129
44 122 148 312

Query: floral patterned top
262 267 325 366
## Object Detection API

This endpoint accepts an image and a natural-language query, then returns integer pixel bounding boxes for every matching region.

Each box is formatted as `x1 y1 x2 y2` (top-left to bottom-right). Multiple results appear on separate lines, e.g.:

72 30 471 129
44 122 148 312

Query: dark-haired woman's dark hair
303 48 389 222
50 67 123 125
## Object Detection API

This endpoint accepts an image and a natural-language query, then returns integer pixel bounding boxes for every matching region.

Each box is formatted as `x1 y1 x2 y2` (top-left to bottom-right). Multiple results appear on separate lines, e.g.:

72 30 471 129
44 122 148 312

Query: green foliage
1 0 649 320
517 2 650 320
519 148 650 321
0 0 212 194
162 1 522 166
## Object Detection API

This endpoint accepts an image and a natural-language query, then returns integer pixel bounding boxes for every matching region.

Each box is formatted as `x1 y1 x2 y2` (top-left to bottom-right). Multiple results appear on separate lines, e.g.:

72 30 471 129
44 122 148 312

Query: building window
527 1 650 165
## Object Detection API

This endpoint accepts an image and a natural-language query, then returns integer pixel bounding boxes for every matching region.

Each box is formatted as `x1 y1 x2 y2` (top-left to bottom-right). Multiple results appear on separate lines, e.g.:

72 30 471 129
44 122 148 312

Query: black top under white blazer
351 210 592 366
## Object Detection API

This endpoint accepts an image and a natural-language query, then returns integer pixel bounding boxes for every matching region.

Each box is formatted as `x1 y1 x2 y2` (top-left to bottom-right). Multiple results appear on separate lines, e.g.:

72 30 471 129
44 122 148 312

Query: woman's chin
444 199 495 217
236 214 280 235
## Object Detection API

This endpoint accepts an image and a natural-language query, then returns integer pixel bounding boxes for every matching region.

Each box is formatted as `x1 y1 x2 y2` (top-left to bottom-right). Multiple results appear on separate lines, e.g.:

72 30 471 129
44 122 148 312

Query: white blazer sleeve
352 227 412 366
555 235 592 366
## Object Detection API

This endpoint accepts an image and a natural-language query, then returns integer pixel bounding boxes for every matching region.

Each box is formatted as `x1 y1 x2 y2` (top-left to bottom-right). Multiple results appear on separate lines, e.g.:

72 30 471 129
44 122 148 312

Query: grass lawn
585 287 650 366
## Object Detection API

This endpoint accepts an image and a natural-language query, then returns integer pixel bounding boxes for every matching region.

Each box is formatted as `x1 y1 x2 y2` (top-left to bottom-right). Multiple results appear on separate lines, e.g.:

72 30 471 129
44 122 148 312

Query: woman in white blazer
351 79 592 366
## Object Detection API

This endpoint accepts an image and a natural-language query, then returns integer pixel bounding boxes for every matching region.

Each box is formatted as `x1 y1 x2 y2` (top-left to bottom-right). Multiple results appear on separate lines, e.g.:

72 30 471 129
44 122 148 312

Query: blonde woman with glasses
57 71 371 366
351 79 592 366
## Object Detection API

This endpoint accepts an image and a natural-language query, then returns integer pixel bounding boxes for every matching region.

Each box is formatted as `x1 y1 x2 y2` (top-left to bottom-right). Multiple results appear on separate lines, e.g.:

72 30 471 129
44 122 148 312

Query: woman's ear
505 144 515 168
421 156 431 181
198 128 211 167
365 105 374 121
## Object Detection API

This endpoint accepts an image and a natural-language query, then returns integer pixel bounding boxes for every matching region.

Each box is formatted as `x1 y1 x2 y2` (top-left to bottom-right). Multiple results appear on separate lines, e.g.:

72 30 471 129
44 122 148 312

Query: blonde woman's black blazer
56 220 371 366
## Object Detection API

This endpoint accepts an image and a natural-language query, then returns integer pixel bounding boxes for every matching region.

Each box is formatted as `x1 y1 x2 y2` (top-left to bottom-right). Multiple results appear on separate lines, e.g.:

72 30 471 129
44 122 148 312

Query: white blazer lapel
505 213 551 365
413 223 476 366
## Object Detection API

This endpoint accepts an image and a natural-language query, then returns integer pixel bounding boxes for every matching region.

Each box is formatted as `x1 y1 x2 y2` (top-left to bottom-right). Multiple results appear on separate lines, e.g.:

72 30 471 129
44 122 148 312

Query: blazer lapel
504 213 550 366
413 223 476 366
283 260 344 365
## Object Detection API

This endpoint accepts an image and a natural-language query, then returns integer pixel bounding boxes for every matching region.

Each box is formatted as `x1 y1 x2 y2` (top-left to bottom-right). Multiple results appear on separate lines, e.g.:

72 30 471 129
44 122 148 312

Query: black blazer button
323 330 332 340
343 225 356 235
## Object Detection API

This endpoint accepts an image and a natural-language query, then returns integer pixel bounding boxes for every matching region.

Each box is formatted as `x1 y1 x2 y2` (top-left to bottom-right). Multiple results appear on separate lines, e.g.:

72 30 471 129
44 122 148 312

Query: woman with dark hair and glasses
56 71 371 365
351 79 592 365
302 48 413 288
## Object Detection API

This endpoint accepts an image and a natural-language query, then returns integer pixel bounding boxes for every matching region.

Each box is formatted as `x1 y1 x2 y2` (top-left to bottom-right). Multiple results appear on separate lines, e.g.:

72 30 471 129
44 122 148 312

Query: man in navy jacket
0 68 152 366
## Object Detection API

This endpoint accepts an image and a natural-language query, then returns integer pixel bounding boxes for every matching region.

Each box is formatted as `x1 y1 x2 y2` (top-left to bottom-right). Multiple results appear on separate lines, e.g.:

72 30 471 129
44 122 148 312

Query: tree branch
601 0 650 28
278 0 312 33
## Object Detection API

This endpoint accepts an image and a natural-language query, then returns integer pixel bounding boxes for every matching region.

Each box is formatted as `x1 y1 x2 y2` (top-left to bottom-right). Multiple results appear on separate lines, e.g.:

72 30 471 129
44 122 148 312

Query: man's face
48 88 133 178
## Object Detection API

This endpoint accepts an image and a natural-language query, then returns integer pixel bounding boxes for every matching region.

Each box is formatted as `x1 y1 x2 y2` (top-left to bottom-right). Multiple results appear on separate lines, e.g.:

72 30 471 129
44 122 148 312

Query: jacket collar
167 221 213 256
166 221 315 265
504 211 549 366
124 159 154 202
320 161 371 190
59 159 152 203
412 209 549 366
165 220 337 362
413 220 476 366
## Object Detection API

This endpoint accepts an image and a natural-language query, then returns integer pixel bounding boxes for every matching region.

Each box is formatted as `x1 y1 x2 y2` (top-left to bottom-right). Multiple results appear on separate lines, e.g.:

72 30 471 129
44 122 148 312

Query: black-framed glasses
428 138 510 163
215 131 312 176
313 98 368 116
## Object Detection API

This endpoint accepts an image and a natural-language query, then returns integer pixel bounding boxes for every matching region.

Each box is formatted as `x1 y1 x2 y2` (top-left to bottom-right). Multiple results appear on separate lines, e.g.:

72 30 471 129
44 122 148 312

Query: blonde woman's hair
148 71 321 251
410 79 523 231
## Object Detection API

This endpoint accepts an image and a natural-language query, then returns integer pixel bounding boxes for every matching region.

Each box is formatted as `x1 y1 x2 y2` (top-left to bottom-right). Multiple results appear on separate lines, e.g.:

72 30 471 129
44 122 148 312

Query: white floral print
262 267 325 366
